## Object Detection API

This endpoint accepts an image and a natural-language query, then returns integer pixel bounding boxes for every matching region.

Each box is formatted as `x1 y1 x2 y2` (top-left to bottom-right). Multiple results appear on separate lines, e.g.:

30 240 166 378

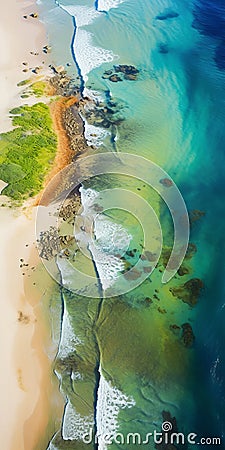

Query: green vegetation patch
31 81 47 97
0 102 57 200
17 79 30 87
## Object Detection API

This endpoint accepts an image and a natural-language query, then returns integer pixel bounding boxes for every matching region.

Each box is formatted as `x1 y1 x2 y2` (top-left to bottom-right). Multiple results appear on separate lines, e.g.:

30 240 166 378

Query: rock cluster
37 226 61 260
62 106 88 154
181 323 195 348
170 278 204 307
18 311 30 325
80 99 125 132
58 195 81 224
102 64 139 82
49 70 80 97
169 323 181 334
43 45 52 54
30 12 39 19
190 209 205 223
177 265 189 276
32 66 42 74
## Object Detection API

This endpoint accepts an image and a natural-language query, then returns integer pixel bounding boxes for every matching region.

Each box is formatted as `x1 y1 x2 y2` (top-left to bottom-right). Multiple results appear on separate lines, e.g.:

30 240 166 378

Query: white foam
94 215 131 255
62 5 116 81
96 367 135 449
83 87 105 102
72 371 83 381
62 400 94 440
58 308 82 359
78 187 131 290
80 113 109 147
97 0 126 12
84 121 109 146
62 5 99 27
89 243 124 290
80 187 99 213
47 443 58 450
75 29 115 81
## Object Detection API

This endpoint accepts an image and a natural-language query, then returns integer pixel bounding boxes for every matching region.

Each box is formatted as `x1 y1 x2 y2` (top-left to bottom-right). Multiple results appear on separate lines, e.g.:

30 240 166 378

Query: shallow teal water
39 0 225 448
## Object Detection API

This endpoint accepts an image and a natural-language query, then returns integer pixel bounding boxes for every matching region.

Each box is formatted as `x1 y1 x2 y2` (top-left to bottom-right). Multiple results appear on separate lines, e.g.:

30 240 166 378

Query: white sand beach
0 0 49 132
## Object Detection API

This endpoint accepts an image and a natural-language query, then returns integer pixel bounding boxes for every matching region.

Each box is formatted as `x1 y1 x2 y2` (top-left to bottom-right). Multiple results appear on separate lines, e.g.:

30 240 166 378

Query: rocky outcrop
30 12 39 19
170 278 204 306
181 323 195 348
43 45 52 54
102 64 139 82
108 74 123 82
37 226 61 260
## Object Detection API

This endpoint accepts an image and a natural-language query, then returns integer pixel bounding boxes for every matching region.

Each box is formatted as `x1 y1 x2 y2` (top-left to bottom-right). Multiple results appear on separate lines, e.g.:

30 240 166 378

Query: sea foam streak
60 4 116 83
79 187 131 290
62 400 94 440
97 0 126 12
57 308 82 359
96 366 135 449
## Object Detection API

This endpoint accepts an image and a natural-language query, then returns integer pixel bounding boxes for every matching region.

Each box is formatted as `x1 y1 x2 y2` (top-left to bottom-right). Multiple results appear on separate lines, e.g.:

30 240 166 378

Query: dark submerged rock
169 324 181 335
114 64 139 75
170 278 204 306
160 177 173 187
155 10 179 21
108 74 123 83
158 43 169 54
181 323 195 348
124 73 138 81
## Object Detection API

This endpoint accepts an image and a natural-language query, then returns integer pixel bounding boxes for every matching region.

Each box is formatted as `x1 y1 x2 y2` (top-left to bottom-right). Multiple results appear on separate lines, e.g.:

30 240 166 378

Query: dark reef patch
170 278 204 307
155 9 179 21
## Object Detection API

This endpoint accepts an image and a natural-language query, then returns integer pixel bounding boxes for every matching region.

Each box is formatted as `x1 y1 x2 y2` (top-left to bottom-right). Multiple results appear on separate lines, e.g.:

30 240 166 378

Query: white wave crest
97 0 126 12
62 400 94 440
78 187 131 290
58 309 82 359
94 215 131 254
96 367 135 449
89 243 124 290
80 113 110 147
62 5 116 81
75 29 115 81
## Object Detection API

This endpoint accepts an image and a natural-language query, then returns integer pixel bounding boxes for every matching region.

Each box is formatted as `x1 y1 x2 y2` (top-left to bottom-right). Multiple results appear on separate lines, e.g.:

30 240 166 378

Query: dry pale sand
0 0 50 132
0 200 63 450
0 1 64 449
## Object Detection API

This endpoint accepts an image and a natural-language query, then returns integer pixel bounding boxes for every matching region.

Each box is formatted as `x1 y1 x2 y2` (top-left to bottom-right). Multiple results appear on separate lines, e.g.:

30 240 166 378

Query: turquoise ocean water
38 0 225 448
